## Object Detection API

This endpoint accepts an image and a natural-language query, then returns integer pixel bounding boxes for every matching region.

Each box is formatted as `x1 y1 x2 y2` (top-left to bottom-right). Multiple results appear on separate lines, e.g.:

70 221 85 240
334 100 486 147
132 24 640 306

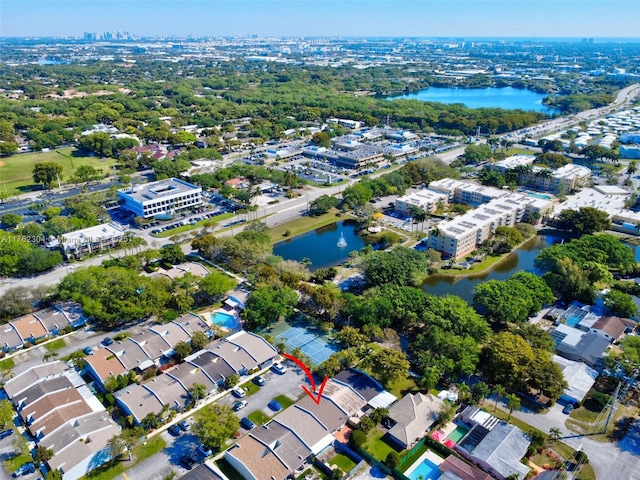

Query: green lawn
267 209 346 243
239 380 260 396
82 436 166 480
44 338 66 352
387 376 420 399
3 453 33 473
0 148 118 194
329 453 357 472
273 394 295 409
153 212 234 238
362 428 402 462
398 443 429 472
0 357 15 371
247 410 271 425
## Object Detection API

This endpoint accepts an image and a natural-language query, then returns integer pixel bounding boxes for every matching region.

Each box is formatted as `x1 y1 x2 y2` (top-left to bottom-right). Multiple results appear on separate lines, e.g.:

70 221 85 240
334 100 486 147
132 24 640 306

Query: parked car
102 337 114 346
178 420 190 431
253 375 266 386
240 417 255 430
12 463 35 477
197 444 213 457
562 403 574 415
83 346 93 355
268 400 282 412
0 429 13 440
232 386 246 398
272 363 287 375
181 454 196 470
167 424 182 437
233 400 248 411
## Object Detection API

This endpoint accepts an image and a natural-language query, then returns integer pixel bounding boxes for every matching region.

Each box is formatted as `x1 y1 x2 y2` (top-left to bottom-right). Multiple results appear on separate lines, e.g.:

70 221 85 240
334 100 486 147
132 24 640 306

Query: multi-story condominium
117 177 202 218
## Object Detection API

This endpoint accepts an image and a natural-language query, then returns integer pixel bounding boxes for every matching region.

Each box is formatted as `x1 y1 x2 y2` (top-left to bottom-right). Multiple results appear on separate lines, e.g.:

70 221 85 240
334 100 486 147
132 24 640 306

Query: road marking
122 474 130 480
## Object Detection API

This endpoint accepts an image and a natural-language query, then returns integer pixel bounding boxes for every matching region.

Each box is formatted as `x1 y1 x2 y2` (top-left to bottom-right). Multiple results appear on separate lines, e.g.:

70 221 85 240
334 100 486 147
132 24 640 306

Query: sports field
0 147 117 194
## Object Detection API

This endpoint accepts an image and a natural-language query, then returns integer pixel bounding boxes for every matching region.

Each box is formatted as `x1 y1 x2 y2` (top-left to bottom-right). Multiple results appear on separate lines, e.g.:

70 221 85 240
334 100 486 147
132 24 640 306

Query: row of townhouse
113 330 278 424
0 302 87 352
84 312 212 388
3 362 120 480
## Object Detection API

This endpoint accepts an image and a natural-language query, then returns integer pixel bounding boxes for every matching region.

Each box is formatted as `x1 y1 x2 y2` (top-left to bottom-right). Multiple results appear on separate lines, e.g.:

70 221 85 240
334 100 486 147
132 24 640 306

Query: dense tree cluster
0 231 62 277
555 207 612 235
361 246 429 287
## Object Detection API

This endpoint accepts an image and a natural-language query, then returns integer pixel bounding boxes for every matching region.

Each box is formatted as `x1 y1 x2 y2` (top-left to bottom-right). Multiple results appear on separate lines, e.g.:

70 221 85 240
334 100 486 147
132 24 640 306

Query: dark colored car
0 429 13 440
83 346 94 355
181 454 196 470
268 400 282 412
240 417 255 430
167 424 181 437
102 337 114 346
253 376 266 386
562 403 574 415
12 462 35 477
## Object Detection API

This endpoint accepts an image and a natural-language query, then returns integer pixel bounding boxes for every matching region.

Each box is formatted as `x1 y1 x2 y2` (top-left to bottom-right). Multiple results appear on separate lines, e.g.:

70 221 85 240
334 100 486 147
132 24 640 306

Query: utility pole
603 382 621 434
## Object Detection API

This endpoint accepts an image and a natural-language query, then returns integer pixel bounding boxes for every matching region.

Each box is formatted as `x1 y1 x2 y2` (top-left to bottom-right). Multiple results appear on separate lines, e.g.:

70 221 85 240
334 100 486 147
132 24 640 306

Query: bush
573 450 589 464
587 391 611 410
384 452 401 470
349 429 366 449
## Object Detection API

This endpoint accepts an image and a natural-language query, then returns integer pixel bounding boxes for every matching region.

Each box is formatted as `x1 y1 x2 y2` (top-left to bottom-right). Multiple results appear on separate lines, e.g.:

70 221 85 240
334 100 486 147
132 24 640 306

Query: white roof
60 223 125 250
553 355 599 403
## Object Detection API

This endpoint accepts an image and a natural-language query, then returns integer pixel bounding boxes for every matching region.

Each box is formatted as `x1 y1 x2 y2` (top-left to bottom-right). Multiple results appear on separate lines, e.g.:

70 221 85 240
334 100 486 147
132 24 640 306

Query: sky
1 0 639 39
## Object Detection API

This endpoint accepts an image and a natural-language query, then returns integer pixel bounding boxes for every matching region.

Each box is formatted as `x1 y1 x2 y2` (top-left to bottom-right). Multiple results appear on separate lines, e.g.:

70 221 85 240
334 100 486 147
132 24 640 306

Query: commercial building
117 178 202 218
56 223 126 259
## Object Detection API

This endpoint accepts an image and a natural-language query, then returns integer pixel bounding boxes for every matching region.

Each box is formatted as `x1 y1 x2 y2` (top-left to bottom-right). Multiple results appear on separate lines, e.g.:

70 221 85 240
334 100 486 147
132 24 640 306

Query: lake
273 219 372 270
389 86 554 112
423 234 640 302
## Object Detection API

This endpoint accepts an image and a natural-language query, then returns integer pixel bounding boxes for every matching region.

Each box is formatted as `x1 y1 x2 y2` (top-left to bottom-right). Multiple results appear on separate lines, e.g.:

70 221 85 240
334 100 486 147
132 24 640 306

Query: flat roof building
117 178 202 218
395 189 449 216
58 223 126 259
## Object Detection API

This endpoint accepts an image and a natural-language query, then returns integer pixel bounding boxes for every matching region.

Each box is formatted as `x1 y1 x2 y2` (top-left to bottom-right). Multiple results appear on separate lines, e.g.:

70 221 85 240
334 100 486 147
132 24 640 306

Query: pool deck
404 450 444 478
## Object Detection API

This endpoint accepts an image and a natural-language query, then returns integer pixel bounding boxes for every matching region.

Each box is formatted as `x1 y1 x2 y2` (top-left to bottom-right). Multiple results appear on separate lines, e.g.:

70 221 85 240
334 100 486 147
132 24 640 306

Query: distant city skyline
1 0 639 39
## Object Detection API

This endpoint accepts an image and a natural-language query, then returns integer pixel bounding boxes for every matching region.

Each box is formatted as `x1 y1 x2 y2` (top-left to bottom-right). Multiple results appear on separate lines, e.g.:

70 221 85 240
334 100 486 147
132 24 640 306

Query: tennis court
275 326 338 365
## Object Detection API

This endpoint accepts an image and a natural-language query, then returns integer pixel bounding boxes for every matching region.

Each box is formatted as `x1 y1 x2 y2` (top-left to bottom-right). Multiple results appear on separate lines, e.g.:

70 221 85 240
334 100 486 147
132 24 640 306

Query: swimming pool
445 425 469 443
211 311 240 330
406 458 441 480
527 192 552 200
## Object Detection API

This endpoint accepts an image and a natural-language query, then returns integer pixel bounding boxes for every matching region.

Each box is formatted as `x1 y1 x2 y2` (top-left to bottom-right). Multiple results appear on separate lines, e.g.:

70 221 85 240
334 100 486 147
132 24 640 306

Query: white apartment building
395 189 449 216
521 164 591 193
487 154 535 174
117 178 202 218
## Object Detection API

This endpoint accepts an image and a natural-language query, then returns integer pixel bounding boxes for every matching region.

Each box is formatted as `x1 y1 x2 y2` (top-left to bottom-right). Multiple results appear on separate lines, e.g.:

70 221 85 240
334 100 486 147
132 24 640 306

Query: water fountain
336 232 347 248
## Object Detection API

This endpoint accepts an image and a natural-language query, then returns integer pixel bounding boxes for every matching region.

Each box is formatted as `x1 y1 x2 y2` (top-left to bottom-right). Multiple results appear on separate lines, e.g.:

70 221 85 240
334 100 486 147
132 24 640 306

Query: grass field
0 357 15 371
44 338 66 352
247 410 271 425
268 209 347 243
0 148 118 194
273 394 295 409
329 453 357 472
82 436 166 480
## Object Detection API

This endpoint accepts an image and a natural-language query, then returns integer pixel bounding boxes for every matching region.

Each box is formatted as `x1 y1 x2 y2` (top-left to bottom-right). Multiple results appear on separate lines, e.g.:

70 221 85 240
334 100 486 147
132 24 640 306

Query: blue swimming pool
211 311 240 330
527 192 552 200
406 458 441 480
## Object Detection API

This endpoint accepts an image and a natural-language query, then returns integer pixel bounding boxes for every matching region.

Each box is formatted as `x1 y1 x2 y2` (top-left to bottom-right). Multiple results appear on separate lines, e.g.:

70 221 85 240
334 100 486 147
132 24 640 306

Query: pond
389 86 555 112
273 219 372 270
422 234 561 302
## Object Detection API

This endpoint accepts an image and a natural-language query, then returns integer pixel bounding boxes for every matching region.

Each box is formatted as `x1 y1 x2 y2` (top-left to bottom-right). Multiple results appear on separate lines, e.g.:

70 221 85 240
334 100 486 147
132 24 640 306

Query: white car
233 400 248 411
231 386 246 398
272 363 288 375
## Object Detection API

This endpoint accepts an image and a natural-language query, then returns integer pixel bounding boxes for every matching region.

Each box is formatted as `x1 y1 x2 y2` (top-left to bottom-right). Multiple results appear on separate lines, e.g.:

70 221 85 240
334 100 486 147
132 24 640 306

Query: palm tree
457 382 471 403
189 383 207 407
628 161 638 179
506 393 521 420
549 427 562 443
107 435 129 461
493 385 505 411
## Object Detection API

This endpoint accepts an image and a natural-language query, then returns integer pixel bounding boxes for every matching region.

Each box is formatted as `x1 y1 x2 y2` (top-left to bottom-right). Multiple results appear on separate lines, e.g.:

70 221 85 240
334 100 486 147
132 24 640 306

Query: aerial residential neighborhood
2 2 640 480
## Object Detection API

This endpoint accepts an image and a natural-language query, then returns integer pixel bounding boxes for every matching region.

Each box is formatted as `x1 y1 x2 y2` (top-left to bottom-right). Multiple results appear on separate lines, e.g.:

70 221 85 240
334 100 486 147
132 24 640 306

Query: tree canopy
193 403 239 451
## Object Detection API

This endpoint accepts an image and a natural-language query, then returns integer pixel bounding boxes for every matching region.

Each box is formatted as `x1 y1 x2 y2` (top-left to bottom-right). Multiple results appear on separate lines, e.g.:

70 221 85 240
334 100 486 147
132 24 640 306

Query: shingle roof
439 455 491 480
166 362 218 395
226 436 291 480
3 362 67 400
10 313 48 340
85 347 127 381
114 383 165 424
226 331 278 365
388 393 444 448
107 339 154 371
187 351 236 383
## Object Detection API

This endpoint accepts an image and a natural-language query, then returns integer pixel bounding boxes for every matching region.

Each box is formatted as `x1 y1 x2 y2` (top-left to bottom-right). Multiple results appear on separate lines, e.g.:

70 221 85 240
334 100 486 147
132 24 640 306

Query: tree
481 333 534 391
505 393 521 420
384 452 401 470
556 207 611 235
603 289 638 318
312 131 331 148
225 373 240 388
309 195 339 216
189 383 207 406
193 403 239 451
461 144 493 164
161 244 186 265
198 271 237 302
361 247 429 287
35 445 54 464
72 165 102 184
628 161 637 179
33 162 63 189
141 412 159 431
549 427 562 443
336 326 369 348
190 331 209 351
45 470 63 480
457 382 471 403
349 429 367 449
473 280 534 325
365 348 410 387
0 399 14 428
471 382 490 405
243 285 298 329
174 341 191 361
493 385 506 412
0 213 22 228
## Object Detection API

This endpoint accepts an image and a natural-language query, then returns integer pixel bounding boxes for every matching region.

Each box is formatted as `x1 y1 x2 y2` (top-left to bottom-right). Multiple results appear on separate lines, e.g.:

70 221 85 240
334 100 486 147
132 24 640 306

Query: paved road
506 401 640 479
